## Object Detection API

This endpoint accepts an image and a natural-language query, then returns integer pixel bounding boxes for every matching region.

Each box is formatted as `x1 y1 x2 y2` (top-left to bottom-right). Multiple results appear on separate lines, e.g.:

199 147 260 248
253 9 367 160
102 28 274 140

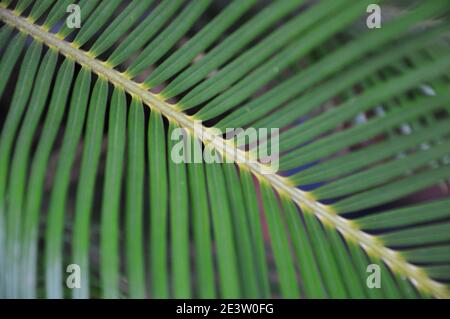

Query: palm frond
0 0 450 299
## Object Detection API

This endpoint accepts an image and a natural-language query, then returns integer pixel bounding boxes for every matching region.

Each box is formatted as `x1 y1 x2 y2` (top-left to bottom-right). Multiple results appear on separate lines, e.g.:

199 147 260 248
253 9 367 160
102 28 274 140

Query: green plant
0 0 449 299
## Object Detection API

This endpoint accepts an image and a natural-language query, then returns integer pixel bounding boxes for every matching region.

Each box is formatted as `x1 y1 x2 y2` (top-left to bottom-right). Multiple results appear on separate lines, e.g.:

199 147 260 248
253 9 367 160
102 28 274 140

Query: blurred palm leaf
0 0 449 299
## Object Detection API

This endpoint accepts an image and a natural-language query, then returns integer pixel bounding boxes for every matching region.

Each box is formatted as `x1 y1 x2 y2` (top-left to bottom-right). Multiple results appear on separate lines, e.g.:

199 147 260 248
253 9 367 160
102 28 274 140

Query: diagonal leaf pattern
0 0 449 299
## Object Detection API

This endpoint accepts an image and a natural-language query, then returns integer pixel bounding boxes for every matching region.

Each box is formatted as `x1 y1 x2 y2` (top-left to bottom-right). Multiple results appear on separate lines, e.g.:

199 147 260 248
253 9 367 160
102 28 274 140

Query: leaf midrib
0 6 447 299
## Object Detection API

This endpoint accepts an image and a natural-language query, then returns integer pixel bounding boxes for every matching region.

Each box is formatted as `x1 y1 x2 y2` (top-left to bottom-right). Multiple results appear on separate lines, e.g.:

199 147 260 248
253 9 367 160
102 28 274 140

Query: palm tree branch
0 5 448 298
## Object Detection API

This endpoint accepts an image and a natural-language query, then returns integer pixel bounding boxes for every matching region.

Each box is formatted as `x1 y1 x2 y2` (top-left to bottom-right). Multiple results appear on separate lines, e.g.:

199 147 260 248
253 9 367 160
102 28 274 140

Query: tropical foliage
0 0 449 299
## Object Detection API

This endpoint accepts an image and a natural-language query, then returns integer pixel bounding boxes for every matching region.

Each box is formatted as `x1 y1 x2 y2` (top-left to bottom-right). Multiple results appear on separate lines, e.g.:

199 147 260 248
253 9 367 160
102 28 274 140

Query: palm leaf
0 0 449 299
